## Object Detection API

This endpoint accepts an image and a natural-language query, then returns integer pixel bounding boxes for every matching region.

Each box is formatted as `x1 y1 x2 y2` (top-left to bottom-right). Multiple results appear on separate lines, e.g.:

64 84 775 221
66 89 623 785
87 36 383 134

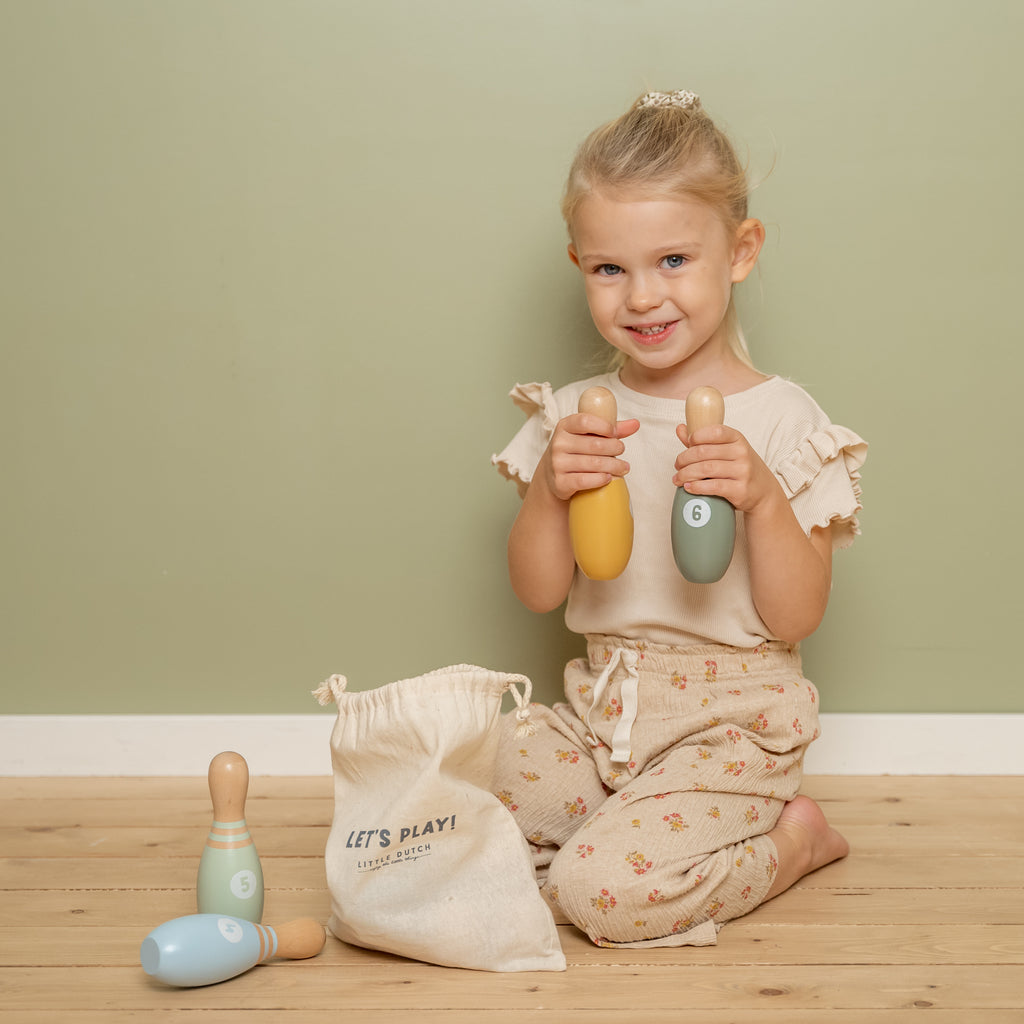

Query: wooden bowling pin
671 385 736 583
568 386 634 580
140 913 326 987
197 751 264 922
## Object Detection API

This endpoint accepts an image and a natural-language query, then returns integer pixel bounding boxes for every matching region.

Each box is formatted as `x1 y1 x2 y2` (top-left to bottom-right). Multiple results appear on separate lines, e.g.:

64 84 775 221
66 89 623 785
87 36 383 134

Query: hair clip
637 90 699 110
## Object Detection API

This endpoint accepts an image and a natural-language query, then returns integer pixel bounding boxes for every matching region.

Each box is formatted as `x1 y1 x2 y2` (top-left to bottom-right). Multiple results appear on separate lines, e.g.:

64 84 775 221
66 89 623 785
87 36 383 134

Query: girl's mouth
627 321 676 344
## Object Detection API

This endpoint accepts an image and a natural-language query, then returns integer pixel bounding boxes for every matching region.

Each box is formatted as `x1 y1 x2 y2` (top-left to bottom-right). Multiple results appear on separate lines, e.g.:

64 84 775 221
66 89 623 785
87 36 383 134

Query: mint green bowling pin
196 751 264 922
671 386 736 584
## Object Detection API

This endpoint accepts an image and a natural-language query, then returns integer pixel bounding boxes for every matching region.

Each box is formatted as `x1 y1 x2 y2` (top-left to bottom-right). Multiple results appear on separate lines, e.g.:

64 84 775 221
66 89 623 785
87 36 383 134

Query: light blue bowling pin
196 751 264 922
140 913 326 987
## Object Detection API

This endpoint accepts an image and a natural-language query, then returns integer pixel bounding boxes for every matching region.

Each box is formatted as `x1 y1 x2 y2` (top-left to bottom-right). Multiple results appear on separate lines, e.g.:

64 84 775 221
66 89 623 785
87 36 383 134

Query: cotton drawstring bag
312 665 566 972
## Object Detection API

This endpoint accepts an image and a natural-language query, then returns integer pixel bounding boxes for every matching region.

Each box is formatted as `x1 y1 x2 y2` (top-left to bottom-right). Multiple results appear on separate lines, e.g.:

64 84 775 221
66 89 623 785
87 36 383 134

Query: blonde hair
562 92 756 368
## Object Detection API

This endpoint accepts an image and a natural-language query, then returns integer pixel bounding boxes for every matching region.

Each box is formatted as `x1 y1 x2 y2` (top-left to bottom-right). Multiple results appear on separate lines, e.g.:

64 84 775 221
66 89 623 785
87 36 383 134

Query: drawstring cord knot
507 674 537 738
311 673 347 706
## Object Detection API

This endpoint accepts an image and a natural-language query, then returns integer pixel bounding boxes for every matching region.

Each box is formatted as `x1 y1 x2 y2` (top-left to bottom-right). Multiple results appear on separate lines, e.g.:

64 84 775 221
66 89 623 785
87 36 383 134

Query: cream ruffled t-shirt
492 373 867 649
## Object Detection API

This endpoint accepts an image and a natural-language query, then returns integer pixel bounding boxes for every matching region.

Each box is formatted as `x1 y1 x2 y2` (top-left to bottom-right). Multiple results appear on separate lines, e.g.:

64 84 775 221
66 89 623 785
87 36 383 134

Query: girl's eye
595 263 622 277
661 254 686 269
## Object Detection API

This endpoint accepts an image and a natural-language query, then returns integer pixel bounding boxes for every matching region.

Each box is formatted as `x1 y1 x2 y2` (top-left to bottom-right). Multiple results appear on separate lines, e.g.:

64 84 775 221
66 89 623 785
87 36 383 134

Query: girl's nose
626 274 663 312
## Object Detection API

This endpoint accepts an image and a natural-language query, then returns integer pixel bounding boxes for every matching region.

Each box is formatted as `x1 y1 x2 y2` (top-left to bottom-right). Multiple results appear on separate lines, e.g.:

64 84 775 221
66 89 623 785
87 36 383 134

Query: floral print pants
495 636 820 948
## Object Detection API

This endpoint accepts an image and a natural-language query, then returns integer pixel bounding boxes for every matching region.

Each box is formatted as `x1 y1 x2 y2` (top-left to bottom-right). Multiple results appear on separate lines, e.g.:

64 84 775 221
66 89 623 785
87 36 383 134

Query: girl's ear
567 243 581 268
730 218 765 283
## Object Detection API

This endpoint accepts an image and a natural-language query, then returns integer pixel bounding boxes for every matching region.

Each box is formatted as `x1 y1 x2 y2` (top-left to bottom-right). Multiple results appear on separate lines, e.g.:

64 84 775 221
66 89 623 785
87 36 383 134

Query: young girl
491 90 867 948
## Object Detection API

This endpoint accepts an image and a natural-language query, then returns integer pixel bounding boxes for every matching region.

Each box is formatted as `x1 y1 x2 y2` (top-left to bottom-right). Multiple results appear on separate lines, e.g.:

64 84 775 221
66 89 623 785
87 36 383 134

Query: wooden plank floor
1 775 1023 1023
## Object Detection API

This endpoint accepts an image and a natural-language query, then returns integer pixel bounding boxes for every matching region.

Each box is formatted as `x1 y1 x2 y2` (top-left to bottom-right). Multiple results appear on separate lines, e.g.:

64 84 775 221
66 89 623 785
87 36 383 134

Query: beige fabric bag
313 665 566 972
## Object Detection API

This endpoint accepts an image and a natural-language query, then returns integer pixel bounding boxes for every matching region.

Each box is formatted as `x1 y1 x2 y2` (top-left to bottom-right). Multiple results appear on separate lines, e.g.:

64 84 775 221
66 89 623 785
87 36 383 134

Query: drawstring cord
312 673 347 706
506 675 537 738
584 647 640 764
313 669 536 737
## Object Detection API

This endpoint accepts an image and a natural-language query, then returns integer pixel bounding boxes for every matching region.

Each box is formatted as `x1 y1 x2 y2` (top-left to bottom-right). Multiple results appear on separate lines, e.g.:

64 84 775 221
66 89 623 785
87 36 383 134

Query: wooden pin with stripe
196 751 264 922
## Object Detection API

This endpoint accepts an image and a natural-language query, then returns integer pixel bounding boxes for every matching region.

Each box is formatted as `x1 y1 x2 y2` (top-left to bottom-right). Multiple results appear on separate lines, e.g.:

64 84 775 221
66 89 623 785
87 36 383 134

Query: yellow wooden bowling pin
196 751 264 923
671 385 736 583
568 386 633 580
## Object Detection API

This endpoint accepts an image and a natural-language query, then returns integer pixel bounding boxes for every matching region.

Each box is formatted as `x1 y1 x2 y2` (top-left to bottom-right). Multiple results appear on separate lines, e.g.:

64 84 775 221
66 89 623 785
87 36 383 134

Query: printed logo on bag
345 814 457 872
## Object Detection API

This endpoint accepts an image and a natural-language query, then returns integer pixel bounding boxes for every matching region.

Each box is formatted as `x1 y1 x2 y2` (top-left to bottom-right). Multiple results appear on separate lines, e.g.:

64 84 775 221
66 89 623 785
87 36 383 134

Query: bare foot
764 795 850 901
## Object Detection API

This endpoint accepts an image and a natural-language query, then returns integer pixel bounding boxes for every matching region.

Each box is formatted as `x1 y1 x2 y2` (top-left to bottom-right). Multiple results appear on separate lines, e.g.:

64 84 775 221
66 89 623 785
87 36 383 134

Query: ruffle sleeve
491 382 561 493
774 425 868 550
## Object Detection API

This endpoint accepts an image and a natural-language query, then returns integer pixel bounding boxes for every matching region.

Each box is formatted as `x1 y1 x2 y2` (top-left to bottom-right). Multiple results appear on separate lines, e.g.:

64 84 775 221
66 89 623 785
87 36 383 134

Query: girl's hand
542 413 640 502
508 413 639 614
673 422 783 516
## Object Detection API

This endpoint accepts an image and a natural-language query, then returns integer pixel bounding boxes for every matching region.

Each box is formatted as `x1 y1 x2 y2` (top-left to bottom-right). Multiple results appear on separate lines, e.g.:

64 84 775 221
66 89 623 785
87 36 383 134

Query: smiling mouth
628 321 676 339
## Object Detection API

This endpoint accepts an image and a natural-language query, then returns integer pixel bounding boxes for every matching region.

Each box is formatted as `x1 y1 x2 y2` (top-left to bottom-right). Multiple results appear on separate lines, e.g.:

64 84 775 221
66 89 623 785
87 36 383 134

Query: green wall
3 1 1021 714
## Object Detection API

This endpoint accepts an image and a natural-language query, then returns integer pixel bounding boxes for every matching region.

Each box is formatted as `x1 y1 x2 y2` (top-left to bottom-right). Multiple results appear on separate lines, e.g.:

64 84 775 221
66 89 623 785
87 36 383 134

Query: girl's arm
743 491 833 643
509 413 639 613
675 424 832 642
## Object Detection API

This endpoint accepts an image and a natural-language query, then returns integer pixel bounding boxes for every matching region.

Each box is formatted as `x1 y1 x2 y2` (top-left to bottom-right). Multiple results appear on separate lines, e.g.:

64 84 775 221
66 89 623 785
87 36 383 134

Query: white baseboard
0 715 336 777
0 713 1021 776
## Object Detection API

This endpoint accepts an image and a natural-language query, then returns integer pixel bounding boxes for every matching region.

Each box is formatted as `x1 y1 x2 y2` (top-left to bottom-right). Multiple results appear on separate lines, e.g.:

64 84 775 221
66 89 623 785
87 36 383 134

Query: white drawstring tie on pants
584 647 640 764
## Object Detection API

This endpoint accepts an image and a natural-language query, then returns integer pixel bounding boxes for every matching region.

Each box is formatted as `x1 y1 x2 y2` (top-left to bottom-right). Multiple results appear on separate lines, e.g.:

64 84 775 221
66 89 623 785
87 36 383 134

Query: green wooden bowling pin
671 385 736 584
197 751 264 922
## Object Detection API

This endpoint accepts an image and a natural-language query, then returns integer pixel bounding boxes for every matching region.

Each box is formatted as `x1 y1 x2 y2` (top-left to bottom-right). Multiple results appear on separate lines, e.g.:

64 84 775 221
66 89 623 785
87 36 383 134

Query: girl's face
568 191 762 394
